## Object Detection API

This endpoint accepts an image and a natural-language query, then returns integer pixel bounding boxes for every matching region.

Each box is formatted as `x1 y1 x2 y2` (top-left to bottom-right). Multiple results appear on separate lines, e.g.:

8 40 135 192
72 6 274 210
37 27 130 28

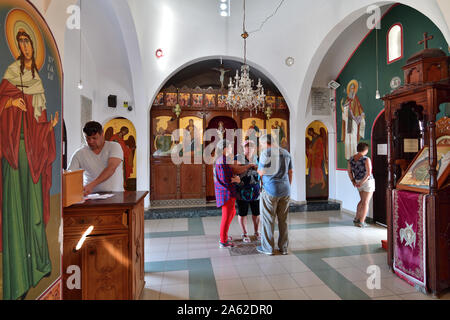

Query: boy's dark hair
357 142 369 152
83 121 103 136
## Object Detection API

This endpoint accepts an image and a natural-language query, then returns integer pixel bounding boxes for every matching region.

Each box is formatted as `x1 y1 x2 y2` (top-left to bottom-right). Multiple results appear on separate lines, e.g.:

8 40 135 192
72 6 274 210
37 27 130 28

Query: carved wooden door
82 234 129 300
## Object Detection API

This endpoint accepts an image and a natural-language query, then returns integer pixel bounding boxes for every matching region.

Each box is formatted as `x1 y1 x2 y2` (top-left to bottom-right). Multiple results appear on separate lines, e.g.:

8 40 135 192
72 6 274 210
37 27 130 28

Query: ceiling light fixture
219 0 230 17
226 0 266 116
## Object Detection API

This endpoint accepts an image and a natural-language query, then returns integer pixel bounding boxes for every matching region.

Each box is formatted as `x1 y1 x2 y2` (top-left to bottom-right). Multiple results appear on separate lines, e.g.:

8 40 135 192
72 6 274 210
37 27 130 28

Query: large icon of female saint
0 9 59 300
341 80 365 160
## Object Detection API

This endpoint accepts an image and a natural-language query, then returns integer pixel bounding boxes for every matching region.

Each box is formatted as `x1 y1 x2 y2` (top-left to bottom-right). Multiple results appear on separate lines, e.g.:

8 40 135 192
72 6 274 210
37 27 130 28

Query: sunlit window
387 24 403 63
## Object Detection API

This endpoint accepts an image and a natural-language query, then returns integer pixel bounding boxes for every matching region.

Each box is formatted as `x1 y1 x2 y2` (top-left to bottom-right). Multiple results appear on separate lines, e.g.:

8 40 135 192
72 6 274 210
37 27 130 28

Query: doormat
229 237 261 256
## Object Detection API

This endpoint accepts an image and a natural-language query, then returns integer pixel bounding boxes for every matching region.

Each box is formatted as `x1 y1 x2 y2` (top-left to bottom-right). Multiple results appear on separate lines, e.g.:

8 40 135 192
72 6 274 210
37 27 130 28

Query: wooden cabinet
63 191 148 300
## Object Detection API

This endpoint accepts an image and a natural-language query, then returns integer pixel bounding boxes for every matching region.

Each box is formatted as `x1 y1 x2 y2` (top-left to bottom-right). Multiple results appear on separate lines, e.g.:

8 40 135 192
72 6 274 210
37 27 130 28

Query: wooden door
82 233 129 300
151 161 178 200
372 112 387 225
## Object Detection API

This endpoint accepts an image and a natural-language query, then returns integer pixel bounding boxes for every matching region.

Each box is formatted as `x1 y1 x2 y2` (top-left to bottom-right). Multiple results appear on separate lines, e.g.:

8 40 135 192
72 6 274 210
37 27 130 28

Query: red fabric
393 189 425 286
220 198 236 244
307 137 325 185
0 79 56 252
110 134 133 179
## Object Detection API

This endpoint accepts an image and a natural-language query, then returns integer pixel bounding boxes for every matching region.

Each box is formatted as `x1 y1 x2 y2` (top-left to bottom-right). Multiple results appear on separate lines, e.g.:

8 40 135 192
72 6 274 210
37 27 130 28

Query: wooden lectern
63 191 148 300
382 33 450 297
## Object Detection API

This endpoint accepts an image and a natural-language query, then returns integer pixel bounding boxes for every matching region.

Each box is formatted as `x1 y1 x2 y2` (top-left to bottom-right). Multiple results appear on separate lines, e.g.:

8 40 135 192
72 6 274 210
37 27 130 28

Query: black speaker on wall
108 95 117 108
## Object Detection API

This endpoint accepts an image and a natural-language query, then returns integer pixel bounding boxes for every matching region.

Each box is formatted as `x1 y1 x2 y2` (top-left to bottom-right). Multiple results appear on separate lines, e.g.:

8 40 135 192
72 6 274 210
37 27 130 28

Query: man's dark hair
83 121 103 136
357 142 369 152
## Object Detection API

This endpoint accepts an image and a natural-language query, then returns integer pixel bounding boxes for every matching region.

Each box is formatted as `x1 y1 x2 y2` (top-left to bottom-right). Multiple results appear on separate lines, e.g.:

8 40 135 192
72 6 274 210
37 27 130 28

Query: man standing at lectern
68 121 124 195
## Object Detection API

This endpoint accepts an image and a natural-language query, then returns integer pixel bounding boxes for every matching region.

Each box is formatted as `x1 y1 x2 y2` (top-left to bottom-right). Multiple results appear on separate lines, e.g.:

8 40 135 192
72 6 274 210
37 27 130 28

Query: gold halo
347 80 359 95
5 8 45 70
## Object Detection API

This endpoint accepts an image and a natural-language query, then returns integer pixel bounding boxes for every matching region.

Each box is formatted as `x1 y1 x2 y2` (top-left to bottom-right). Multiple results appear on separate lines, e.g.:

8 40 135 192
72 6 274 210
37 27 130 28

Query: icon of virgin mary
0 9 59 300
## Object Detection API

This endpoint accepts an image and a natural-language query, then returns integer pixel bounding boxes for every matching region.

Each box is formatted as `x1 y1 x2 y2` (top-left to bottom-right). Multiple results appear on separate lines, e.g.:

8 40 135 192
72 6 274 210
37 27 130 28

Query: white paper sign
377 144 387 156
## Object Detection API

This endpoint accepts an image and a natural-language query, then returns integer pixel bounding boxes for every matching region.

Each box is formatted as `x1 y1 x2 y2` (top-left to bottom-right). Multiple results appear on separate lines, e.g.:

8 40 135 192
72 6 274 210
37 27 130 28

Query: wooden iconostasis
150 86 290 202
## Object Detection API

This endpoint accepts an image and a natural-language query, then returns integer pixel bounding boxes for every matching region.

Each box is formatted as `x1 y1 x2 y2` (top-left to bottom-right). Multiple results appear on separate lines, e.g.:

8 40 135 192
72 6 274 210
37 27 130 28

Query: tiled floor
142 210 450 300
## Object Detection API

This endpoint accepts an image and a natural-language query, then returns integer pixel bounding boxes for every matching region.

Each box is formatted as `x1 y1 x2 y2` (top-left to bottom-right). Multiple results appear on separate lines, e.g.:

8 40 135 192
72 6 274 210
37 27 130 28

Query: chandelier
226 0 266 115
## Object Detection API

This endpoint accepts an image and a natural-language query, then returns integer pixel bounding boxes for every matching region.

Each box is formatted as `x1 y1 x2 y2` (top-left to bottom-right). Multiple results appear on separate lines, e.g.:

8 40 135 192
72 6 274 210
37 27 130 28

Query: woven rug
229 238 261 256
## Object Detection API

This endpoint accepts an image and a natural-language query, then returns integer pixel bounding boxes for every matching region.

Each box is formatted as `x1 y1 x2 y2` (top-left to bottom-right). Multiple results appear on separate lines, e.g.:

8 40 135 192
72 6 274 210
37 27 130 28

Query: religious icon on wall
205 94 216 108
180 116 203 156
266 96 276 109
152 116 176 157
104 118 137 191
218 94 227 108
397 144 450 193
217 121 225 140
192 94 203 107
164 92 177 107
341 79 365 160
178 93 190 107
267 118 288 149
0 3 63 300
153 92 164 106
242 118 264 143
277 97 287 109
305 121 329 200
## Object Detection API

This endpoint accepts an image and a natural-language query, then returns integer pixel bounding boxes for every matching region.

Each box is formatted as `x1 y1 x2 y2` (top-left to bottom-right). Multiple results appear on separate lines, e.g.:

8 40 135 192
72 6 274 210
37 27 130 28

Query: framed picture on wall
153 92 164 106
192 93 203 107
218 94 227 108
277 97 287 109
397 144 450 193
205 94 216 108
165 93 177 107
266 96 276 109
178 93 190 107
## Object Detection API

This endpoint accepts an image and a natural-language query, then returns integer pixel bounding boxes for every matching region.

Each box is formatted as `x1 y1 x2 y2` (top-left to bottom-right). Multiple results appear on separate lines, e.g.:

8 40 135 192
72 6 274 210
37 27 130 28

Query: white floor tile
291 271 325 287
303 285 341 300
267 274 298 290
277 288 310 300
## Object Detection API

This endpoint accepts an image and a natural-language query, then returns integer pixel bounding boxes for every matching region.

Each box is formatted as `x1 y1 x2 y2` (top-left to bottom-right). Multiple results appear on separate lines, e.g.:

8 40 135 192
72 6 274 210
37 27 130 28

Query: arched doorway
104 117 137 191
305 121 329 200
372 111 387 225
149 58 290 206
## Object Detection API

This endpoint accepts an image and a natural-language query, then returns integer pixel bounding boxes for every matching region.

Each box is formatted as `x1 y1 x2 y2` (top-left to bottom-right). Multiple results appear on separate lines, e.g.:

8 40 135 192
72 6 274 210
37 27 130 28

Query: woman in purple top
214 140 253 248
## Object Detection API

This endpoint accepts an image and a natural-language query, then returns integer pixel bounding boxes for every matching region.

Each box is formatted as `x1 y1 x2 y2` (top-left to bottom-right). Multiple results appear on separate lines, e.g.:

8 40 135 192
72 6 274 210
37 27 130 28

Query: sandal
242 234 251 243
219 241 235 248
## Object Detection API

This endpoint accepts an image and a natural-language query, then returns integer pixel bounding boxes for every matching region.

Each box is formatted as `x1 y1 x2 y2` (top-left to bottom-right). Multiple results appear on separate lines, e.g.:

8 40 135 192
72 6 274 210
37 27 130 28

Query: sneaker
228 236 233 241
242 234 251 243
254 232 261 241
353 218 358 224
256 246 273 255
279 250 288 255
219 241 235 248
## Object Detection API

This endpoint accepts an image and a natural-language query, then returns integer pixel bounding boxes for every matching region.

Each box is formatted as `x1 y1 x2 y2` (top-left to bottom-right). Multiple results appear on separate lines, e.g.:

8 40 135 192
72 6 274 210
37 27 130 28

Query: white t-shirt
68 141 124 193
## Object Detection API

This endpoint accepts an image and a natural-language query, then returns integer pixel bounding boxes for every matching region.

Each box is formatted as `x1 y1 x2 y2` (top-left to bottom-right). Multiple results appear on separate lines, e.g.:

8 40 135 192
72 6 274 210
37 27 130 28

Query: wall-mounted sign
404 139 419 153
377 144 388 156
